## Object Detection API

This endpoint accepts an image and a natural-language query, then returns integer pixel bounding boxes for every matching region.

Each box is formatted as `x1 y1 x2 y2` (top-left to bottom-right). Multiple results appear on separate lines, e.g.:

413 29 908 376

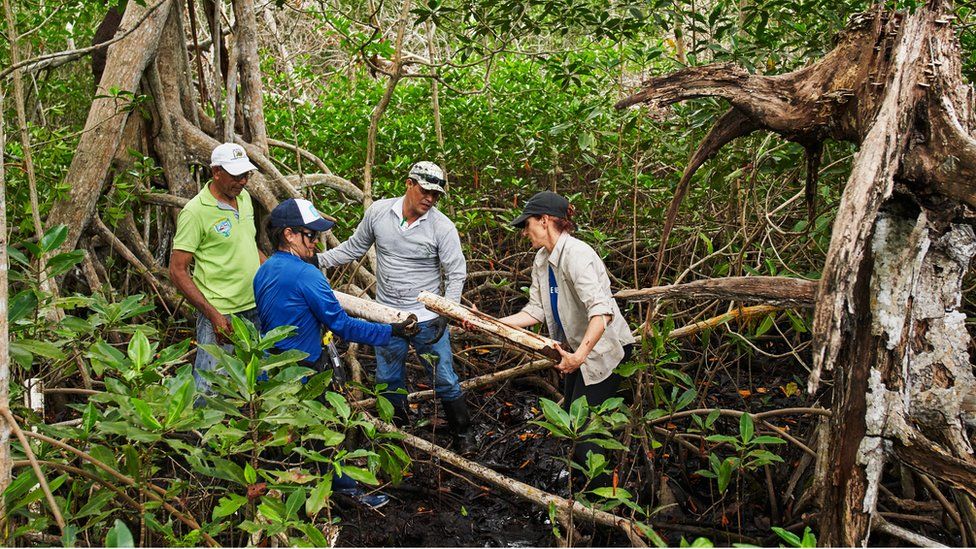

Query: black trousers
561 344 633 491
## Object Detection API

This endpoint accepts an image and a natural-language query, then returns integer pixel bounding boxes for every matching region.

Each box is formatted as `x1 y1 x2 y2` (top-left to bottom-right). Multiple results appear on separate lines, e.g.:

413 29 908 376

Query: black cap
269 198 335 232
510 191 569 228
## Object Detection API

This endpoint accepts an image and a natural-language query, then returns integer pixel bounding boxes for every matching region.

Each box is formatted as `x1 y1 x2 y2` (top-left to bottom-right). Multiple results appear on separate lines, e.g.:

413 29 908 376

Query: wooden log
333 291 413 324
417 291 560 361
615 276 815 308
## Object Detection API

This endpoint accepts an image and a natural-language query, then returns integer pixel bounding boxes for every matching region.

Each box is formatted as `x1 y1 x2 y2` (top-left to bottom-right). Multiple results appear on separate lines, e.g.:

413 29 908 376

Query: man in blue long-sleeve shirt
254 198 418 509
315 161 475 454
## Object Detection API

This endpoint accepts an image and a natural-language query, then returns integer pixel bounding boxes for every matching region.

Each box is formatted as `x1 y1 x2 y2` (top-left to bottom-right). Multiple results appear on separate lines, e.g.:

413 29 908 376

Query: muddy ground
334 338 823 547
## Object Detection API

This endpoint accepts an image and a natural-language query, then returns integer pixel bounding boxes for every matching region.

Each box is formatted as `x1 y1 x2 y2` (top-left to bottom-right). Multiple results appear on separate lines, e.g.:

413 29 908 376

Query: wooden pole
334 291 414 324
417 291 560 360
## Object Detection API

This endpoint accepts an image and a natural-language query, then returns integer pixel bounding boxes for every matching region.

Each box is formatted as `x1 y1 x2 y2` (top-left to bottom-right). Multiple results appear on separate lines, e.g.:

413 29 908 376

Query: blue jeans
194 308 261 392
375 318 463 405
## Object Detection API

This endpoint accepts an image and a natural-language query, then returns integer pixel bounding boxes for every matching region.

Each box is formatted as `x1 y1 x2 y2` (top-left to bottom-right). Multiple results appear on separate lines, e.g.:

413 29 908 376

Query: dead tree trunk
616 0 976 544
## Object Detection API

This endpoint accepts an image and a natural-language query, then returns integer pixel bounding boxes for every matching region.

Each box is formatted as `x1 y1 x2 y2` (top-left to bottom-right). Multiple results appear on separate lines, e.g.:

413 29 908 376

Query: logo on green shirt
213 218 232 238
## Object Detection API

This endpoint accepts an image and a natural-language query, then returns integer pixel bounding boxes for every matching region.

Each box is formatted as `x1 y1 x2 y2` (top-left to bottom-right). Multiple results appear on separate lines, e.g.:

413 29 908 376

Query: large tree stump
617 0 976 544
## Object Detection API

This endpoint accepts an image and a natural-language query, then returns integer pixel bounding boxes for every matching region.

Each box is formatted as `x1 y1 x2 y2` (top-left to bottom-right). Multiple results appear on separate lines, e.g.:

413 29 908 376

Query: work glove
390 318 420 338
428 315 450 342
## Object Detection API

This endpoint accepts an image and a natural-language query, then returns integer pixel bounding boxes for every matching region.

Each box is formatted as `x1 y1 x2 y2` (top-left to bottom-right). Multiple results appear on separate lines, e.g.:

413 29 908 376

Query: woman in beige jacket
498 191 636 491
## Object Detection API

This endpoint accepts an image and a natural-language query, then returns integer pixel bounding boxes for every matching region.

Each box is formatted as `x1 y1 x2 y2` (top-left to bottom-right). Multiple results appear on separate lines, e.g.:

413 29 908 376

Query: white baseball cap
408 161 447 194
210 143 257 176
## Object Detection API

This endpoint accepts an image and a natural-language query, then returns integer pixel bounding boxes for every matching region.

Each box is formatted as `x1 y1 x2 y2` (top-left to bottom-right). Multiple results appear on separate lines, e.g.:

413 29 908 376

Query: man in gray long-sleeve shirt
317 161 476 453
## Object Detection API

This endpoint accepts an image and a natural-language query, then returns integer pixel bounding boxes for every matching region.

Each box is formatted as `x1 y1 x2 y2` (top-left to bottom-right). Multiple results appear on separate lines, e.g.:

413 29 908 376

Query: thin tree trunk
44 0 173 253
362 0 412 207
426 20 446 175
0 75 10 535
232 0 268 153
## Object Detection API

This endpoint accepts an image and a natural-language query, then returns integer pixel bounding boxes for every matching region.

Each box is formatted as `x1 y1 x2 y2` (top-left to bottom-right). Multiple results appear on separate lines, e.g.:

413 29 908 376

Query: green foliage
2 273 409 545
771 526 817 547
695 413 786 494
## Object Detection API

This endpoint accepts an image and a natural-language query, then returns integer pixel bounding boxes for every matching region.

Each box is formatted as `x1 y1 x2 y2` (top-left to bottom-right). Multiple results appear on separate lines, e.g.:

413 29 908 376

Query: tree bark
615 276 815 308
231 0 267 153
45 0 173 254
417 291 561 360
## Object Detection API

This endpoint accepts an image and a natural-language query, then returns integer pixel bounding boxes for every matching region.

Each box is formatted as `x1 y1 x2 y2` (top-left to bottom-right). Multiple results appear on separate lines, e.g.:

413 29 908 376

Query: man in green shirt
170 143 264 391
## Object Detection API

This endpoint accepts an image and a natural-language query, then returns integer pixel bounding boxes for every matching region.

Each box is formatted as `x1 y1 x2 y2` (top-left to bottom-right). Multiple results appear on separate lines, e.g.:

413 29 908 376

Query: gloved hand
390 318 420 338
428 315 450 342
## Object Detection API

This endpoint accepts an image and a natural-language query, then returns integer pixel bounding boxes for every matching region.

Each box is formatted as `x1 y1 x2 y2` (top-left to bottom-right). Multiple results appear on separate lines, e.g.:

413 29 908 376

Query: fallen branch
615 277 815 308
0 408 65 534
418 291 560 361
667 305 781 339
872 514 948 547
364 414 660 547
351 359 551 409
20 429 219 547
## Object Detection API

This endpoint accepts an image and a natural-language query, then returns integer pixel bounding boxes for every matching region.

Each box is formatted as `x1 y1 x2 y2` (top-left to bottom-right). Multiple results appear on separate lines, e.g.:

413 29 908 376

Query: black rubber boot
443 398 477 455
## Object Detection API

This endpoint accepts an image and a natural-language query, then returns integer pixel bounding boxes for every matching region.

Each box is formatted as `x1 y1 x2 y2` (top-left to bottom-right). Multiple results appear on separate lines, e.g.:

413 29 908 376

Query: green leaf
295 523 330 547
800 526 817 547
306 478 333 516
771 526 802 547
568 396 588 430
739 413 754 444
81 401 98 434
755 314 775 337
39 225 68 254
11 339 65 360
341 465 378 485
130 398 162 430
325 392 350 419
705 434 739 444
127 331 151 370
751 435 786 445
105 520 134 547
376 396 394 423
538 398 572 436
47 250 85 277
590 486 633 500
165 379 195 428
244 463 257 484
8 291 37 323
284 488 306 520
212 494 247 519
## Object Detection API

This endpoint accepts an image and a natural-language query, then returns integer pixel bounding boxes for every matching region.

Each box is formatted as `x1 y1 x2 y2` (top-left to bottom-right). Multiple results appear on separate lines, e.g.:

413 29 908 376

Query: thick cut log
418 291 560 361
45 0 173 253
615 276 815 308
333 291 413 324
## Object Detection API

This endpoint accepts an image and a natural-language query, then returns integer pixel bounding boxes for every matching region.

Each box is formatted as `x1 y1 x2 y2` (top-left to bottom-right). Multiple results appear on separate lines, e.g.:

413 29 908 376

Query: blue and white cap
269 198 335 232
